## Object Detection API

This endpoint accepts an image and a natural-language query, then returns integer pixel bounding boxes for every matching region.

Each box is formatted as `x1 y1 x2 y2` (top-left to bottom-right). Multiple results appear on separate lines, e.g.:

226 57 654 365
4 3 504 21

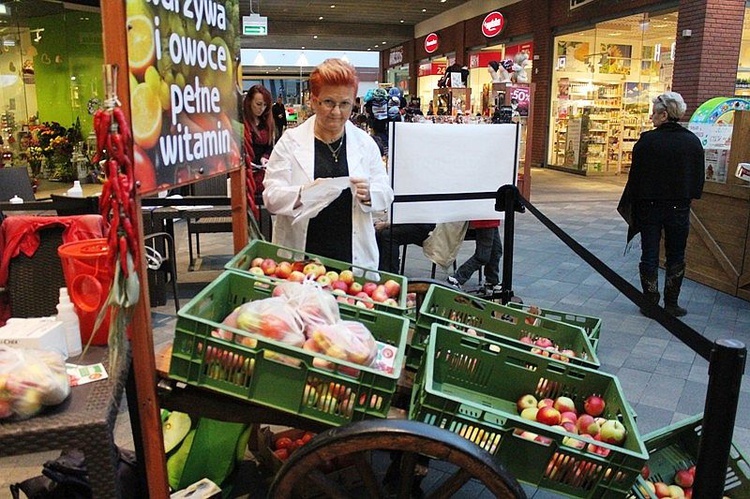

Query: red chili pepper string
119 236 129 277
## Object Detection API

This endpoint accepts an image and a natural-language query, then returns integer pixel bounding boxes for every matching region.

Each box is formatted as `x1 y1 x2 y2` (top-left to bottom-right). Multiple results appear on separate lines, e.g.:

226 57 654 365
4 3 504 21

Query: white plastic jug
67 180 83 198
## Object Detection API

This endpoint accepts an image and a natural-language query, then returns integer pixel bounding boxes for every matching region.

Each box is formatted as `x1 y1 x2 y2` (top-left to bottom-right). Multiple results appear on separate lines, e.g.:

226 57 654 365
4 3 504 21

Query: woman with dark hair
243 84 274 219
263 58 393 269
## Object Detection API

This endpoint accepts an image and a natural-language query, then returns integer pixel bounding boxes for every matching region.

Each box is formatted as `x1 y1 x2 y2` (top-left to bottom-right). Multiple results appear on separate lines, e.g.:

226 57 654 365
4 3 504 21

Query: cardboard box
256 426 360 497
0 317 67 357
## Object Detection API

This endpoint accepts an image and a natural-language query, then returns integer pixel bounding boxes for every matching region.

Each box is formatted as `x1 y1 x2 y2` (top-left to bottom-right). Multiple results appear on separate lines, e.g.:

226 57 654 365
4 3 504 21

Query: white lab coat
262 116 393 270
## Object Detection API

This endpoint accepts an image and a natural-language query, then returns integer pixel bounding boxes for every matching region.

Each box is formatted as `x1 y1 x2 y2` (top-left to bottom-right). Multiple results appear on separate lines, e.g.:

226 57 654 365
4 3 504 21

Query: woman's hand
351 177 371 205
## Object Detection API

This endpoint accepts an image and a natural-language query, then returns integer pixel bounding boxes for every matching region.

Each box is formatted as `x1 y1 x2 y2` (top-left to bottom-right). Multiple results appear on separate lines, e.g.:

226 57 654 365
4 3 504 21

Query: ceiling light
330 4 335 8
318 16 323 20
382 41 386 44
441 0 446 2
367 48 371 51
313 35 318 39
422 9 427 12
400 19 404 23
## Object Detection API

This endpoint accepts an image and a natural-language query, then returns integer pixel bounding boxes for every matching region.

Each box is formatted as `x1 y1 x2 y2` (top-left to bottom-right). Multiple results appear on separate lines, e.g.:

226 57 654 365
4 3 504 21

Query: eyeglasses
318 99 353 113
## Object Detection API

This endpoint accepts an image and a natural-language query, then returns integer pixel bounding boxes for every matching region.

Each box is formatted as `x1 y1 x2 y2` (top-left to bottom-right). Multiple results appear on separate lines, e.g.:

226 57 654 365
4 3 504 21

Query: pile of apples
247 257 401 308
302 379 383 418
638 464 702 498
272 430 316 462
519 334 581 363
515 393 627 454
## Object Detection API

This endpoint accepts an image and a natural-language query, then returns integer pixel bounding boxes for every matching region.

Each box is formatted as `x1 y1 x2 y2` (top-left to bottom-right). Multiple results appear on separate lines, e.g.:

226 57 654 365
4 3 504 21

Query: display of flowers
27 121 81 181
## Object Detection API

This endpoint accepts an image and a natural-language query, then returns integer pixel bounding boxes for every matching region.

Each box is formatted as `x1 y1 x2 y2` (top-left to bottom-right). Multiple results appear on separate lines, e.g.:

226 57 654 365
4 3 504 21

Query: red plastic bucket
58 239 114 346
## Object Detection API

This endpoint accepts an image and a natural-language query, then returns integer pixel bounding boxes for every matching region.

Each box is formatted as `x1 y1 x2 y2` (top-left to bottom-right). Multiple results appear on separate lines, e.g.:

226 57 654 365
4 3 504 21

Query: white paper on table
292 176 352 225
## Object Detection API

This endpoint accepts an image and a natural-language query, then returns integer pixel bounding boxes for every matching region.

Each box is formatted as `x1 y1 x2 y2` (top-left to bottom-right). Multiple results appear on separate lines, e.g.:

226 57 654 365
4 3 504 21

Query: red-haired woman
263 59 393 269
243 84 274 219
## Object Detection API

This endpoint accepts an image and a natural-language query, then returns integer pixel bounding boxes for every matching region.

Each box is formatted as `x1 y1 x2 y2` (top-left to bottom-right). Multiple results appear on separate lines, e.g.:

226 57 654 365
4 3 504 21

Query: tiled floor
3 167 750 497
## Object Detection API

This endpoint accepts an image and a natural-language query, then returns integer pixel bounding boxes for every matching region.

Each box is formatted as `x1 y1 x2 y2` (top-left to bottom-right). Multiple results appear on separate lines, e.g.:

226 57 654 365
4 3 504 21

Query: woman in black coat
622 91 704 317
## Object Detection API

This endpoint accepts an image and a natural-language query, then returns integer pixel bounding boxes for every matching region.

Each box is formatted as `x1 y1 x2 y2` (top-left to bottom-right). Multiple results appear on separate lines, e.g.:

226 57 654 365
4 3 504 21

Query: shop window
0 1 103 179
736 3 750 96
548 11 677 175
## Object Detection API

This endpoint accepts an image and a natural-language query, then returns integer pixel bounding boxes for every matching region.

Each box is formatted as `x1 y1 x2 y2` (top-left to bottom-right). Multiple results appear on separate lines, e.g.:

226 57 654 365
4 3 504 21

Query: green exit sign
243 15 268 37
244 25 267 36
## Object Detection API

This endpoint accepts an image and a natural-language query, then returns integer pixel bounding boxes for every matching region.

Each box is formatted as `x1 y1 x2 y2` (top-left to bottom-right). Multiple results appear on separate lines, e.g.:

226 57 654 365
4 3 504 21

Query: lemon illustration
131 82 162 150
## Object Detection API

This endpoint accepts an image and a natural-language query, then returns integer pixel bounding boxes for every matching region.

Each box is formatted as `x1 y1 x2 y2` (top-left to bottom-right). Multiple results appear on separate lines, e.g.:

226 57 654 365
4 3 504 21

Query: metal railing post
693 338 746 498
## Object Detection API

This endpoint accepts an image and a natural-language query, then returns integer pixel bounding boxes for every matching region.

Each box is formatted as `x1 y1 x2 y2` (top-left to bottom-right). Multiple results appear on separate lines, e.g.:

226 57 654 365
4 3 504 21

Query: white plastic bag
273 280 341 330
0 346 70 420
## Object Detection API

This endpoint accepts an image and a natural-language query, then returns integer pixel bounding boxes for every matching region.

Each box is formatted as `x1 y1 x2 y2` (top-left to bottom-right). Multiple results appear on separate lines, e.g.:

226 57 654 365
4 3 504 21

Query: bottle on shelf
56 287 82 358
67 180 83 198
9 195 23 204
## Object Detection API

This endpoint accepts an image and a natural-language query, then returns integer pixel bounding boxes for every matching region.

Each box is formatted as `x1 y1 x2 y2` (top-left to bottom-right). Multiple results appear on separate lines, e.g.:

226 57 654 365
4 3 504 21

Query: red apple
383 279 401 298
537 398 554 408
534 337 554 349
553 396 576 414
683 488 692 499
584 395 606 417
362 282 378 296
250 257 264 268
562 435 585 449
384 298 399 307
248 267 265 276
536 406 562 426
275 261 293 279
576 414 600 436
599 419 627 445
288 270 306 282
519 335 534 344
316 275 332 288
261 258 277 275
561 421 578 434
339 269 354 285
331 280 349 293
348 282 363 295
640 464 650 479
371 285 389 303
654 482 670 498
516 394 538 412
560 411 578 424
303 262 321 277
674 469 694 488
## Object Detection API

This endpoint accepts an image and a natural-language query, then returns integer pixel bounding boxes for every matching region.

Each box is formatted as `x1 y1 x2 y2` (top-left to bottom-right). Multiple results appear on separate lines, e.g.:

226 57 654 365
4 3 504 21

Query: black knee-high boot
639 264 660 317
664 263 687 317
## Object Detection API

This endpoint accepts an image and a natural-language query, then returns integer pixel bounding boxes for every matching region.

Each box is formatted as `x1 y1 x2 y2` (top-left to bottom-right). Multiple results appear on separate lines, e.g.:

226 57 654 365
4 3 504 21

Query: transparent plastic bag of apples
0 345 70 420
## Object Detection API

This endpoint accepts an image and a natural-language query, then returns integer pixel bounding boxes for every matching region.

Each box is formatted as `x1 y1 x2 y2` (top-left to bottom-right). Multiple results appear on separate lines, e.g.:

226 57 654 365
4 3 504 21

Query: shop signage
469 52 502 69
424 33 439 54
389 46 404 66
417 61 446 77
570 0 599 9
482 12 505 38
505 42 534 62
242 14 267 36
125 0 241 194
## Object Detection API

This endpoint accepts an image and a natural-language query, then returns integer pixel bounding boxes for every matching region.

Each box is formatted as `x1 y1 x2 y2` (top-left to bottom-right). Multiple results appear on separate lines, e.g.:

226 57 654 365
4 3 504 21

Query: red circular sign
424 33 439 54
482 11 505 38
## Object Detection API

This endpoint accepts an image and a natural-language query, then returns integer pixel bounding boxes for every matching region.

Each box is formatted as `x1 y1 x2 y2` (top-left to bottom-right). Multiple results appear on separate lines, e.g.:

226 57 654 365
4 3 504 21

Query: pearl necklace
320 133 345 163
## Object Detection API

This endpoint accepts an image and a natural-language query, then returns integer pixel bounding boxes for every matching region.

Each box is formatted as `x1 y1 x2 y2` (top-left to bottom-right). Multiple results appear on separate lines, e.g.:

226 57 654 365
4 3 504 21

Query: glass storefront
467 42 532 117
737 2 750 96
416 55 451 115
0 1 103 177
386 65 410 99
548 11 677 175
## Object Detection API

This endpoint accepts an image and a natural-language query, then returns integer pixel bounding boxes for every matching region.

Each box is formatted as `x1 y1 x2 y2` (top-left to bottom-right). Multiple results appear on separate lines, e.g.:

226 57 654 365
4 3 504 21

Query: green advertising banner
126 0 241 194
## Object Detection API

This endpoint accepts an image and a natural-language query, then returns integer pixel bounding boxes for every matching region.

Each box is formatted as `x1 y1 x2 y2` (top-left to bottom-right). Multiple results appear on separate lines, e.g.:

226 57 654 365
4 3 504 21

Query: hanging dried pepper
88 67 141 371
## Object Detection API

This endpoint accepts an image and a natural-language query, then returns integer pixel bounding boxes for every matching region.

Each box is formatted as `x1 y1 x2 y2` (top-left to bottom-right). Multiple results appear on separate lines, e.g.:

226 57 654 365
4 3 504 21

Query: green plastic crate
410 286 599 371
508 302 602 351
225 240 408 314
410 324 647 498
169 271 409 427
631 413 750 498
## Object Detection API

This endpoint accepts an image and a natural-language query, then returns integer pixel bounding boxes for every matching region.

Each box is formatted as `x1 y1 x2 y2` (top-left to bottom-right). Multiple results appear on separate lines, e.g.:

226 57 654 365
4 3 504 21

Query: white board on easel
387 122 519 224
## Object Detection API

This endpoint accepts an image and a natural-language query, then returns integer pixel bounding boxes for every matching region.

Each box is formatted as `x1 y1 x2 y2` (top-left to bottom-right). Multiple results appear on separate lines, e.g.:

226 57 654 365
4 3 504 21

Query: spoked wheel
268 419 526 499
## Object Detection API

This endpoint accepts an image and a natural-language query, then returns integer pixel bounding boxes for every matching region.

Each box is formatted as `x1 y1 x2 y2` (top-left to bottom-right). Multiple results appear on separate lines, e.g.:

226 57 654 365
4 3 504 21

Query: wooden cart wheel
268 419 526 499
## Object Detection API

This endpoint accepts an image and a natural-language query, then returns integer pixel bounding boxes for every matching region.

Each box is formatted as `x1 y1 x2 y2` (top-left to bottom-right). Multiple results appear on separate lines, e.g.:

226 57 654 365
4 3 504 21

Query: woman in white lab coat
262 59 393 270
